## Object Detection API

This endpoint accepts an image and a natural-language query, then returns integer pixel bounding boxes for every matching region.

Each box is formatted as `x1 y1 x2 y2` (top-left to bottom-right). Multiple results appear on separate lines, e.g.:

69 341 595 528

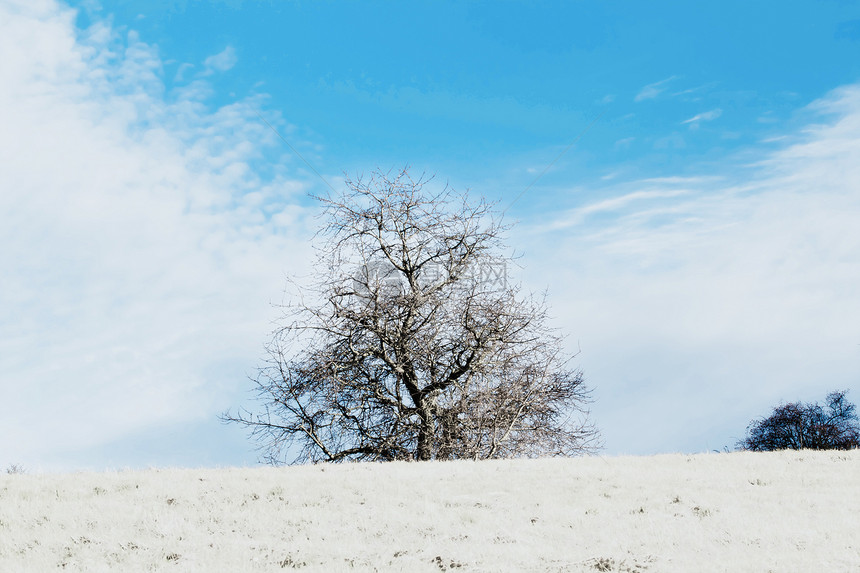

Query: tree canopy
738 390 859 451
224 169 600 463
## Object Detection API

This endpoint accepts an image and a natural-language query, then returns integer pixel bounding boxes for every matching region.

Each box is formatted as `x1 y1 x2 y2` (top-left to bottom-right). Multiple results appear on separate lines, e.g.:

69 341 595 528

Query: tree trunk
415 404 434 461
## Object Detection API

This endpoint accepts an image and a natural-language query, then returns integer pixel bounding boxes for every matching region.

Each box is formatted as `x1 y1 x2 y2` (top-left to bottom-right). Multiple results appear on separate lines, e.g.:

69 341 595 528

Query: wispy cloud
516 85 860 454
541 188 692 232
203 45 237 73
614 136 635 149
653 132 686 149
671 81 719 99
173 61 194 82
682 108 723 126
634 76 677 102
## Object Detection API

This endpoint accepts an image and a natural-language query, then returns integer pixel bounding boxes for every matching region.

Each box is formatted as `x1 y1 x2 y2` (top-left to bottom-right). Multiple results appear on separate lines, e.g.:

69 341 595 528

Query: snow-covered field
1 450 858 572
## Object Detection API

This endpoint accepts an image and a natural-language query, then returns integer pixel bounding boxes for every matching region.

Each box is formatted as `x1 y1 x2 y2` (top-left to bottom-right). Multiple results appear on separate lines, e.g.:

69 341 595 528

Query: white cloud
173 61 194 82
634 76 677 102
671 81 719 99
540 188 692 232
515 85 860 455
682 108 723 127
203 45 237 73
0 1 317 469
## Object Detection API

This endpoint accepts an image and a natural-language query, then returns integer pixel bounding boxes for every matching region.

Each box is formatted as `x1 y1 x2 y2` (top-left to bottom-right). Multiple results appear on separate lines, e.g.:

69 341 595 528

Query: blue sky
2 0 860 471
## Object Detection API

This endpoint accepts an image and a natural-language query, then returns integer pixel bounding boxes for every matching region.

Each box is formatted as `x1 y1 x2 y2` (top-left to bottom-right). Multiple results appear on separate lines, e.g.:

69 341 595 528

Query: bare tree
737 390 860 451
223 168 600 464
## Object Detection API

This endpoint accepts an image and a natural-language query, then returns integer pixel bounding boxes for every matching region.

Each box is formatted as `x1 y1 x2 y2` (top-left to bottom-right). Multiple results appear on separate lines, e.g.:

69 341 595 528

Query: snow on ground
1 450 858 572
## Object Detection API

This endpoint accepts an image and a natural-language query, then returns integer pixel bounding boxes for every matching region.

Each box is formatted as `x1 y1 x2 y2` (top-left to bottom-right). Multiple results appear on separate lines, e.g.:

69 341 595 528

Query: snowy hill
1 450 858 572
